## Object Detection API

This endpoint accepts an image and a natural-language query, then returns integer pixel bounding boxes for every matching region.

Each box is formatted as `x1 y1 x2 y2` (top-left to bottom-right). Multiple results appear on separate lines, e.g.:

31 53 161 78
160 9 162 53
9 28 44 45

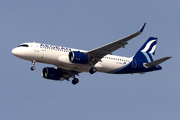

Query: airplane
12 23 171 85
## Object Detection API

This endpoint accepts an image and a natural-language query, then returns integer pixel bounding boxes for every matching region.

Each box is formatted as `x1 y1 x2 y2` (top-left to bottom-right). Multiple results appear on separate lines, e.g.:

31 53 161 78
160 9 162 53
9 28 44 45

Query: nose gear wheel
30 60 36 71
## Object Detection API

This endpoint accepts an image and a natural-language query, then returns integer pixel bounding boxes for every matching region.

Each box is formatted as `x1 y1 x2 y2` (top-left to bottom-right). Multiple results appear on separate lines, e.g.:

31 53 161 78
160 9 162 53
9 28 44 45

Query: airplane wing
87 23 146 66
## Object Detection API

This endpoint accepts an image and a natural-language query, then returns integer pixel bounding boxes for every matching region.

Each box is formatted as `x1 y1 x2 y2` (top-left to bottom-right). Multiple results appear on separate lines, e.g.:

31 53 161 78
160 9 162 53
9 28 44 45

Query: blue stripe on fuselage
108 60 162 74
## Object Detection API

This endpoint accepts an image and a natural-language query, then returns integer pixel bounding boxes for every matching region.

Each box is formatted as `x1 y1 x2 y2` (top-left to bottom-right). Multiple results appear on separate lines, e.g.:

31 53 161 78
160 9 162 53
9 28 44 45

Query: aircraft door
132 59 137 68
34 43 39 52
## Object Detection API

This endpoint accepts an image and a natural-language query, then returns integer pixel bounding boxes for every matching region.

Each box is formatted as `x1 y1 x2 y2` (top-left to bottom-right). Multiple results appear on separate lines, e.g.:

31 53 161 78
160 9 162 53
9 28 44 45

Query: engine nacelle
42 67 62 80
69 51 88 64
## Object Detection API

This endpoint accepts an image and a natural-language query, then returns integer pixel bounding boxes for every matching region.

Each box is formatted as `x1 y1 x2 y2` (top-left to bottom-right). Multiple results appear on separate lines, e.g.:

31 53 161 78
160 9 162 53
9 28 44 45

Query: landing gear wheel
30 66 35 71
89 67 97 74
72 78 79 85
30 60 36 71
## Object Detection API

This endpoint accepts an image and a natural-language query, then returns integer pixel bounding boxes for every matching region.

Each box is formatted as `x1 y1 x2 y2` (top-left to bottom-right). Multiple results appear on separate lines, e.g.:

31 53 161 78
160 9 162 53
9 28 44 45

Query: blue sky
0 0 179 120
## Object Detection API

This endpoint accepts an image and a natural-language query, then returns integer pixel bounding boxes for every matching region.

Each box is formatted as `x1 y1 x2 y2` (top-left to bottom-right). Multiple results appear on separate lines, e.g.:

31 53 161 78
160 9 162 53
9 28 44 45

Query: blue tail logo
133 37 157 63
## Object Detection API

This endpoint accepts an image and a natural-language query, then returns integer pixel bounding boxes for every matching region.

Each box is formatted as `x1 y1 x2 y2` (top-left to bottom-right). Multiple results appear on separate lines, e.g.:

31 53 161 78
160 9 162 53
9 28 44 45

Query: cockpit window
18 44 29 47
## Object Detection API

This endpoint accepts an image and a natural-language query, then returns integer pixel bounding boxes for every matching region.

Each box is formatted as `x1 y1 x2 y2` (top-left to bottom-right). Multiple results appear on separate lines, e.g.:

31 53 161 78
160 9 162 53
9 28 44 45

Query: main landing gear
89 67 97 74
72 78 79 85
71 67 96 85
30 60 36 71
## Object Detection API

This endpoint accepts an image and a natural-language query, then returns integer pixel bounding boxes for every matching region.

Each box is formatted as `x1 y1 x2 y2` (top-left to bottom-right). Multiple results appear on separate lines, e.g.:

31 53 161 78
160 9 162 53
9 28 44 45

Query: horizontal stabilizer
144 56 172 68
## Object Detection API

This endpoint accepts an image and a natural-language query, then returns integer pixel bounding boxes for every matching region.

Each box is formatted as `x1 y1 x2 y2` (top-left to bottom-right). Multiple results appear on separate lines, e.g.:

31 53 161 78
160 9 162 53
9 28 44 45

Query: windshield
18 44 29 47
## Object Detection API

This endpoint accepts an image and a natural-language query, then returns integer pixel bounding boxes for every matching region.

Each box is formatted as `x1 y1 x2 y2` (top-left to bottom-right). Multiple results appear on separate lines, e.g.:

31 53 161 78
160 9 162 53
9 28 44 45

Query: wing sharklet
139 23 146 32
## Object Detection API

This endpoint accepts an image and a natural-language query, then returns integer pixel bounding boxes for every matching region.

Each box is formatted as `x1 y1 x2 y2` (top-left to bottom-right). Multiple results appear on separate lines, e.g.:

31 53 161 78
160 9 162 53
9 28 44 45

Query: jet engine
69 51 88 64
42 67 62 80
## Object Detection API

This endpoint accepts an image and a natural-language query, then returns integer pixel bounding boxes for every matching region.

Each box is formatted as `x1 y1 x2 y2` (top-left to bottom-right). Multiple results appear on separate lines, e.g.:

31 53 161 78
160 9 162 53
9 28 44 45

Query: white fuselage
12 42 132 73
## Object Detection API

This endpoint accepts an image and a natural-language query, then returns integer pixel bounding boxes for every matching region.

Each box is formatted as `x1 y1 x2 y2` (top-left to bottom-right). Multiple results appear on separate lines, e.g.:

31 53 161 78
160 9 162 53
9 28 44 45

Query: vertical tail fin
133 37 157 63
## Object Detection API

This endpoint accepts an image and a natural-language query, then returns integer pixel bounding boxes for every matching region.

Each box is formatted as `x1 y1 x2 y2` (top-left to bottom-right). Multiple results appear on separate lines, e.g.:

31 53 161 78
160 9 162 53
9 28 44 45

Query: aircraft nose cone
12 48 19 56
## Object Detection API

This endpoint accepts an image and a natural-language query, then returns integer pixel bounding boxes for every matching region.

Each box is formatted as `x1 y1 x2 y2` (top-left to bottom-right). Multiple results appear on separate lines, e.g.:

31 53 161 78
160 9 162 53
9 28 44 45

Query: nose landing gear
30 60 36 71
